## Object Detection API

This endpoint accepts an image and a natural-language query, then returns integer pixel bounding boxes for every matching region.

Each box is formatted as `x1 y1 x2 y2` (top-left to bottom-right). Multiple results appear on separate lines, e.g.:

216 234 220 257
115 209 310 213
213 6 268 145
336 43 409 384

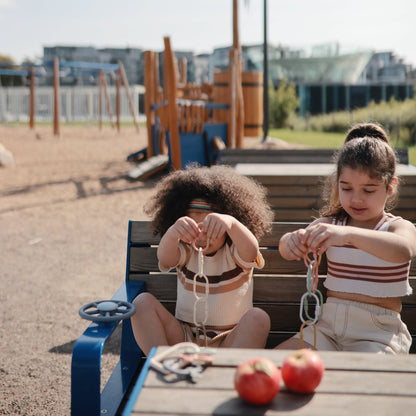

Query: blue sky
1 0 415 66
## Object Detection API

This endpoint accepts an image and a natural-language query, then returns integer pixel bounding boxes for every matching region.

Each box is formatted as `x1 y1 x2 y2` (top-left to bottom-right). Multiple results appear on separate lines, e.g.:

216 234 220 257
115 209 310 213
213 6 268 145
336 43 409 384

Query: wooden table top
235 163 416 177
122 347 416 415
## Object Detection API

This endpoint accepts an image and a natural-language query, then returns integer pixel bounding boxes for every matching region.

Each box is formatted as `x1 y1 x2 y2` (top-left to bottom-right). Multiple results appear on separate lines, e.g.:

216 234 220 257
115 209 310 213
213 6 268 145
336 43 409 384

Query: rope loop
299 290 323 324
304 251 321 293
298 251 323 349
300 320 317 350
192 246 210 344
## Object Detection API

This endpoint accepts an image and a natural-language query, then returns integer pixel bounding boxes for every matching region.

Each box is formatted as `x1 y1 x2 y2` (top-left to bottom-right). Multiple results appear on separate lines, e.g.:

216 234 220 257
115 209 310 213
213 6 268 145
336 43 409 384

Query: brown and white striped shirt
324 213 412 298
161 240 264 329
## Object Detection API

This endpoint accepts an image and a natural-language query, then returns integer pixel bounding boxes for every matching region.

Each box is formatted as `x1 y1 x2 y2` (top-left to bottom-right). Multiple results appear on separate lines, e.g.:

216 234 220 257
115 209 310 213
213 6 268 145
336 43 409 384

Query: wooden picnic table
122 346 416 415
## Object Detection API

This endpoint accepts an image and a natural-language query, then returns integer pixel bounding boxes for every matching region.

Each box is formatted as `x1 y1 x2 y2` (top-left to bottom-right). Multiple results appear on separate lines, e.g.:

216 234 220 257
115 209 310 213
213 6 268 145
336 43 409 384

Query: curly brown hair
144 164 274 239
320 123 398 219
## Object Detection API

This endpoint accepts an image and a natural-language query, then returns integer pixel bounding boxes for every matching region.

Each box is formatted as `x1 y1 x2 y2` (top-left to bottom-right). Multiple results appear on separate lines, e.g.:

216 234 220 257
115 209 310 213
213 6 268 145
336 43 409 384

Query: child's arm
157 216 200 269
302 219 416 263
201 213 259 262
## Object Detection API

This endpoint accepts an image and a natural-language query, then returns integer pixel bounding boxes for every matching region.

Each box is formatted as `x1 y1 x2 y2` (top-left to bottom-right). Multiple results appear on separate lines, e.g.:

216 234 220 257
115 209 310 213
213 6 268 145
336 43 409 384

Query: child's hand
302 223 346 254
199 213 231 243
168 216 201 244
282 229 309 260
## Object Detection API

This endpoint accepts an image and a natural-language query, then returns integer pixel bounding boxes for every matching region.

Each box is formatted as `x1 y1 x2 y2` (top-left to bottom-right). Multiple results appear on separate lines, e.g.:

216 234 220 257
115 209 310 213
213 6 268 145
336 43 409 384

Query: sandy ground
0 125 161 415
1 125 296 415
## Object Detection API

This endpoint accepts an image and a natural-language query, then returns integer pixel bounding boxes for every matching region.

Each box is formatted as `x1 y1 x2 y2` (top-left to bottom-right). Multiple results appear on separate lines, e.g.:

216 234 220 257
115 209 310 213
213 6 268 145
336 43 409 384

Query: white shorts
179 321 234 348
293 297 412 354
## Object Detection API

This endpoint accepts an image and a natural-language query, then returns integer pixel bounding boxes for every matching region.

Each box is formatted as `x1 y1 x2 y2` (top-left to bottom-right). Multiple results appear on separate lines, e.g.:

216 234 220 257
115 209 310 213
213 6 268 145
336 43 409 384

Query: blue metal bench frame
71 223 146 416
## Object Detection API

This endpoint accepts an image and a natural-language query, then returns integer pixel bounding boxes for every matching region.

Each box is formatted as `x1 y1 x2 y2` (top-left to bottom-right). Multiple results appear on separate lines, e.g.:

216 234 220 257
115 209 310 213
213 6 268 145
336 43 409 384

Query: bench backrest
127 220 416 351
219 148 409 166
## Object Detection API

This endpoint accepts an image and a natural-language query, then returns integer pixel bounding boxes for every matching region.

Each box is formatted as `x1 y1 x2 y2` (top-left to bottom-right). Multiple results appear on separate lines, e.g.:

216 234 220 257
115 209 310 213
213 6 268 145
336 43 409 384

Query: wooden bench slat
268 196 321 209
266 185 322 197
219 148 409 166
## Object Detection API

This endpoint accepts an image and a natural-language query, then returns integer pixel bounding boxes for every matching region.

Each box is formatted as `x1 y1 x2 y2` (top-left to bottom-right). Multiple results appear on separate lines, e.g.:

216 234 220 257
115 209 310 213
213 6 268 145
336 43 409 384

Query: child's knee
132 292 157 312
244 307 271 330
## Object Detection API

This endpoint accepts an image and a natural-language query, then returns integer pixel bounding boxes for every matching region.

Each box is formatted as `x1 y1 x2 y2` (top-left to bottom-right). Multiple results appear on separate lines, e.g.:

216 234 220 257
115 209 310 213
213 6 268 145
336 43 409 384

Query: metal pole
262 0 269 142
29 68 35 129
53 57 60 137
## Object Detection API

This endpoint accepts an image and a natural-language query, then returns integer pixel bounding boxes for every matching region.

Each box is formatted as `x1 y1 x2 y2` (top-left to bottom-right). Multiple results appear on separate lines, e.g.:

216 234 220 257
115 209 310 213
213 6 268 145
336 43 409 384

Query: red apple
281 349 324 393
234 357 281 405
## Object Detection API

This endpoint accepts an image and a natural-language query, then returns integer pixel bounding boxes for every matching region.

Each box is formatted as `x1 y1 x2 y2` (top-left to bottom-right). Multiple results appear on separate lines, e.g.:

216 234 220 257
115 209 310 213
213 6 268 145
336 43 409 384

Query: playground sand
0 125 297 415
0 125 157 415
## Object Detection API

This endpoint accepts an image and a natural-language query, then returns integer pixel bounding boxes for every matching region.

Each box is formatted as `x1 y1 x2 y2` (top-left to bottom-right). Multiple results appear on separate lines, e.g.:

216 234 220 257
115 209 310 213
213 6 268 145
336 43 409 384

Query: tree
269 78 299 128
0 55 23 86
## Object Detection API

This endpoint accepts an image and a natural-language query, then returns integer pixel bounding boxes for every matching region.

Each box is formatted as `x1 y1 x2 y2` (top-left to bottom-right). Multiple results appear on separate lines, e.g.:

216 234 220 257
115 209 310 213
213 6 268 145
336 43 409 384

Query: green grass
269 128 344 148
408 147 416 166
269 128 416 166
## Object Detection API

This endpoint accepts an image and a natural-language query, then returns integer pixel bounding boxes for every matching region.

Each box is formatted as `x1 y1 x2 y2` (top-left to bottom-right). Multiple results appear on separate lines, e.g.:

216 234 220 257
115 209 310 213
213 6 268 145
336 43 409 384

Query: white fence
0 85 145 123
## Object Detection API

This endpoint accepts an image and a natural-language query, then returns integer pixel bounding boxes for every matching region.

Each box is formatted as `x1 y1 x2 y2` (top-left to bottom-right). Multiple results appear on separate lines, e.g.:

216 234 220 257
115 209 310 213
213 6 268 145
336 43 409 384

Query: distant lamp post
262 0 269 142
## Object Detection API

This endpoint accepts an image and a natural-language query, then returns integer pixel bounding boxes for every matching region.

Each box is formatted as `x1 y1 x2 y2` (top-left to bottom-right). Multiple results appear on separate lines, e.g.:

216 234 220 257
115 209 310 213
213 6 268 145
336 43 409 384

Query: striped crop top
324 213 412 298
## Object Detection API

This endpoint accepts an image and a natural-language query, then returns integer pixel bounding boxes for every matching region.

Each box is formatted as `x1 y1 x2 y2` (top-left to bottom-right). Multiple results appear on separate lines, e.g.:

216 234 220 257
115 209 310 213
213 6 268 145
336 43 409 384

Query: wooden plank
236 163 335 177
144 51 155 157
142 366 416 395
129 274 321 303
264 181 416 197
129 220 309 246
236 163 415 177
391 210 416 222
266 186 322 197
126 154 168 180
128 247 328 275
132 387 416 415
253 276 326 301
260 222 307 245
249 174 324 187
146 348 416 372
129 247 159 272
130 221 159 244
268 196 321 209
271 209 320 222
163 37 181 170
221 148 337 165
269 204 416 223
220 148 409 165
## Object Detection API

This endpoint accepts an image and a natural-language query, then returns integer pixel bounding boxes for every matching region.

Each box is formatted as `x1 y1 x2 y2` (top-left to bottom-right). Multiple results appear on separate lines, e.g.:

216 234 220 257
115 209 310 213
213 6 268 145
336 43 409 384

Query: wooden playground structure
131 1 264 177
129 36 263 178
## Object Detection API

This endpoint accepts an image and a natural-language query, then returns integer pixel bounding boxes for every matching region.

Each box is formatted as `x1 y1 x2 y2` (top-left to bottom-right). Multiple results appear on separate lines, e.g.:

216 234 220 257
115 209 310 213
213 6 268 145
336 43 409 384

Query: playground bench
71 220 416 416
219 147 409 165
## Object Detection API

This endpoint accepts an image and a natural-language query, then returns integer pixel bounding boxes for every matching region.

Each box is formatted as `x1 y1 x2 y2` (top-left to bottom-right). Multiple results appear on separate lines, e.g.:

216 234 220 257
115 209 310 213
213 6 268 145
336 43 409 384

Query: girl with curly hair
277 123 416 353
131 164 274 355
